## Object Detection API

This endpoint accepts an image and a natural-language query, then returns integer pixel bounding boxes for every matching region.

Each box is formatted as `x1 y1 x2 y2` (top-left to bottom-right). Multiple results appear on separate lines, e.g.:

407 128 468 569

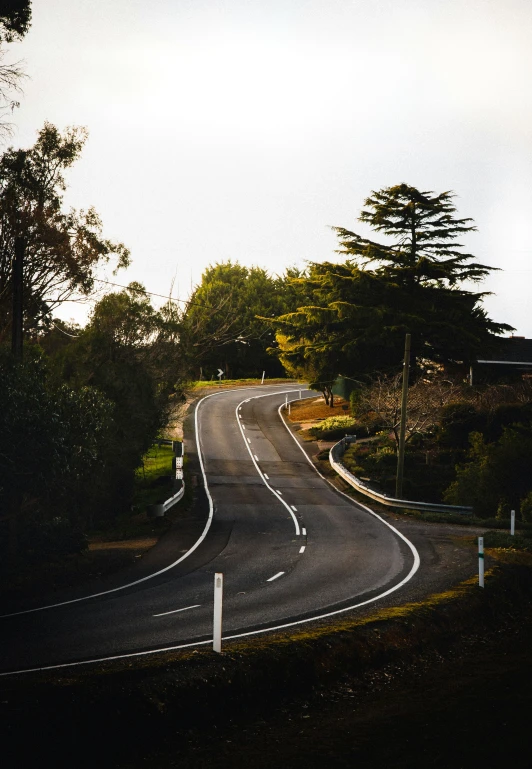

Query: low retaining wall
329 437 473 515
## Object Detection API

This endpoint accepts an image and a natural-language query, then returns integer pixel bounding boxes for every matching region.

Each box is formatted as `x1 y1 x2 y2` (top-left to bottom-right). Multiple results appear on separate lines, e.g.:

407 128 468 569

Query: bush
310 415 357 440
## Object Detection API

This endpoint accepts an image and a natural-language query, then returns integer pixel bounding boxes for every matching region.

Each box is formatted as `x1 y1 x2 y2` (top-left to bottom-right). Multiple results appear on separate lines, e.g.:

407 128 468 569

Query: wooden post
395 333 411 499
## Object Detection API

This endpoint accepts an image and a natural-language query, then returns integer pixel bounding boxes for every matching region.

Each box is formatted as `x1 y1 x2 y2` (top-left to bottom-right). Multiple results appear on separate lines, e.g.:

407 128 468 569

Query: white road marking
291 505 297 512
264 473 269 479
235 394 302 536
153 604 200 618
299 546 305 554
277 490 282 495
267 571 285 582
242 424 246 429
0 387 422 678
302 528 307 536
254 455 259 461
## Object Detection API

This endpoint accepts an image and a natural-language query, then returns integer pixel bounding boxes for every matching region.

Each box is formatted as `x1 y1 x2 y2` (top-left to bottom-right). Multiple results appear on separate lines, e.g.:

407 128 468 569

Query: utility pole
11 236 24 361
395 332 411 499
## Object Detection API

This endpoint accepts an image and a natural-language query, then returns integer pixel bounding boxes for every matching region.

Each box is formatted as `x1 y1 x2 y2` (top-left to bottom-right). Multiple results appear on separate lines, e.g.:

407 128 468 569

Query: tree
0 1 31 138
52 284 184 523
0 350 114 562
443 425 532 518
0 1 32 42
359 374 460 446
181 261 293 379
0 123 130 344
333 183 511 366
271 186 512 387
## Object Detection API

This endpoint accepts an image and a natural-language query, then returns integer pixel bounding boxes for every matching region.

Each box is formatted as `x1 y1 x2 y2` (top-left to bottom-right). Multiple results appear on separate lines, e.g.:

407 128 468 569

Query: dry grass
88 538 157 552
287 396 349 424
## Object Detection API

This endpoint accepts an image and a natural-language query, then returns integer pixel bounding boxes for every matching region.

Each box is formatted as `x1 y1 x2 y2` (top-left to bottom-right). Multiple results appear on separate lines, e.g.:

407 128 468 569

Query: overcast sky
5 0 532 335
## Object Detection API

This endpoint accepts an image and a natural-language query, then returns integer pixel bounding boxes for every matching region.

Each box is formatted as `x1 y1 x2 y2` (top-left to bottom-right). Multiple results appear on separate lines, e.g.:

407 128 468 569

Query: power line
93 278 218 311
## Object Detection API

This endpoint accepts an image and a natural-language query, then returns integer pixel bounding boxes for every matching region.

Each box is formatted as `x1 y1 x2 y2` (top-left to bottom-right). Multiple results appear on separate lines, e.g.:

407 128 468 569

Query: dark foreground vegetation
2 557 531 768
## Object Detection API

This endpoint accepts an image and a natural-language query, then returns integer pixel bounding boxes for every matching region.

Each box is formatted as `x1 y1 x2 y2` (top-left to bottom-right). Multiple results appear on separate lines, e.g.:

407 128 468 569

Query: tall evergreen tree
334 183 493 287
271 185 512 383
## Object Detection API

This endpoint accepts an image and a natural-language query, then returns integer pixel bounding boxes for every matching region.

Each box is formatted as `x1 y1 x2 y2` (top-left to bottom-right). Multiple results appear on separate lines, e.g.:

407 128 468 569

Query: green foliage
0 350 114 562
181 261 299 379
51 285 181 523
437 402 486 450
0 1 31 43
309 415 357 439
271 185 512 387
0 123 129 343
444 425 532 517
520 491 532 523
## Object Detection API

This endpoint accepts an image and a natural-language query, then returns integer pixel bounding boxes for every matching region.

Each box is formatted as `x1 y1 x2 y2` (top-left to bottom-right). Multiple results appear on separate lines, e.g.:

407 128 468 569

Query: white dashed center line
302 528 307 536
254 455 259 461
277 490 282 495
247 437 251 444
291 505 297 512
299 546 305 554
267 572 285 582
264 473 269 479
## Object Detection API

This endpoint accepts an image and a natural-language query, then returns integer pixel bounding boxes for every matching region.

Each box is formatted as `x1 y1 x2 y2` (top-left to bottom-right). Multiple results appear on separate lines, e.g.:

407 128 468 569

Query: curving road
0 385 419 675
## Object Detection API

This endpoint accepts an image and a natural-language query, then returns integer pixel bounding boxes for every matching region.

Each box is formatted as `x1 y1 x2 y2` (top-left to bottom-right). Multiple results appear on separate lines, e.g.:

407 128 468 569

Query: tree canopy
0 1 32 43
0 123 130 344
271 185 512 388
181 261 299 379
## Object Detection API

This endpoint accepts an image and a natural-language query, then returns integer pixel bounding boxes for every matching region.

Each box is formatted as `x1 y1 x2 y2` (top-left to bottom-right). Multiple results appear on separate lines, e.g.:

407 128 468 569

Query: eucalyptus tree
0 123 129 344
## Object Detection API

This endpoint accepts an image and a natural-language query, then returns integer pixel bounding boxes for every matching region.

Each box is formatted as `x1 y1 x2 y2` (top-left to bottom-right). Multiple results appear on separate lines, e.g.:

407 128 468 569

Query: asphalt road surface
0 385 419 675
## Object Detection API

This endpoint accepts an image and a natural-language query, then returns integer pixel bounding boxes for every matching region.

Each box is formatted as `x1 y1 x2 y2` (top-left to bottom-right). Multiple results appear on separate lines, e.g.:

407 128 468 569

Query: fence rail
329 437 473 515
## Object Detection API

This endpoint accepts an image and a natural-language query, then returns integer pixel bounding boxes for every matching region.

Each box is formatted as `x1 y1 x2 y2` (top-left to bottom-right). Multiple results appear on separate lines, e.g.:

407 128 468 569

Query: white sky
5 0 532 334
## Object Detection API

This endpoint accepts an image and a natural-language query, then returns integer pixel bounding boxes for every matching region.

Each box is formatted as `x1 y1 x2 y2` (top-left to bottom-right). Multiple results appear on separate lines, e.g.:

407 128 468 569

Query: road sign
217 368 224 380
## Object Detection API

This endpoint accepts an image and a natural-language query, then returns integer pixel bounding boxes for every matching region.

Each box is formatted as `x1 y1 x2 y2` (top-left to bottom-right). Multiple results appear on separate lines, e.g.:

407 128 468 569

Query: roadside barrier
329 436 473 515
147 440 185 517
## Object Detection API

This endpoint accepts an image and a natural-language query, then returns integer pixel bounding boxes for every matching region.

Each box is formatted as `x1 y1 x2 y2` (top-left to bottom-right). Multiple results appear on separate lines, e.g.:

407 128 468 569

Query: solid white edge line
234 391 303 536
0 386 287 620
0 387 421 678
267 571 285 582
153 604 201 618
277 400 421 581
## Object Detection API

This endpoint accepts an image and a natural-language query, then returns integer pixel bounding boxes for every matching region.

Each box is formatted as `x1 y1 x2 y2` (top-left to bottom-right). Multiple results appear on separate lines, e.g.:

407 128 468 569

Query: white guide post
478 537 484 588
510 510 515 536
261 371 265 384
213 572 223 653
285 394 288 408
299 389 302 399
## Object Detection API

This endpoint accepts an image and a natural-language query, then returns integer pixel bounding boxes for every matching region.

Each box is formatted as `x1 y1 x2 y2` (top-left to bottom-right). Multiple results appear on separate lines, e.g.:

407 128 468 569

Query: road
0 385 419 675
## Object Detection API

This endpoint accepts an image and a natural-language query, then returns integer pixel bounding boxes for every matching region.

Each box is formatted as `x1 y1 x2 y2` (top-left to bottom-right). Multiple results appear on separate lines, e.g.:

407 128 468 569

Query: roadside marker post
213 573 223 653
261 371 265 384
511 510 515 536
299 389 302 399
288 403 291 414
478 537 484 588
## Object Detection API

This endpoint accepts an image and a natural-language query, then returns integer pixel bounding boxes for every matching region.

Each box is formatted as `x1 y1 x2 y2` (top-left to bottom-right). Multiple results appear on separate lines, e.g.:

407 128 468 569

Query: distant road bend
0 385 419 675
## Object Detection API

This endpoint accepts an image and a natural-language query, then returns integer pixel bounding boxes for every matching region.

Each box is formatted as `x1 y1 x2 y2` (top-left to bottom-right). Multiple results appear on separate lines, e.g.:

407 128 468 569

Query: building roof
477 337 532 367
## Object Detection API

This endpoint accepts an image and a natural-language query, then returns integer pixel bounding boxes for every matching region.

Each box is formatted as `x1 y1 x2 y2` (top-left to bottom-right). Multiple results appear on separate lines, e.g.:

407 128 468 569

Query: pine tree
334 183 493 287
